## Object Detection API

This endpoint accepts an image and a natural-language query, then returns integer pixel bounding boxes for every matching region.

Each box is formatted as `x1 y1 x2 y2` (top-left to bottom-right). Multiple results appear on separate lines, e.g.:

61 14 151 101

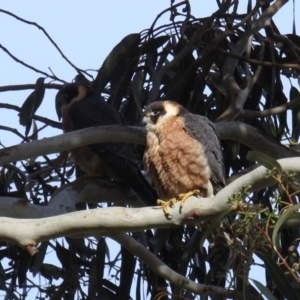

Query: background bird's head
55 83 92 120
142 100 184 131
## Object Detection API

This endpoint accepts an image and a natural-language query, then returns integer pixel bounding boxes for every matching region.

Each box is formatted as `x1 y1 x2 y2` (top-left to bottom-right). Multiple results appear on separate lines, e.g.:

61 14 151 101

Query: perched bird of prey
55 83 157 206
142 100 225 214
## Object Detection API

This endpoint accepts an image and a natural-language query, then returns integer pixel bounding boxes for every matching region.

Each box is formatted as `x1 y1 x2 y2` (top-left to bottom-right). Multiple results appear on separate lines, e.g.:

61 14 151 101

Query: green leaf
290 86 300 142
243 278 251 300
259 249 300 300
19 91 34 126
199 207 233 253
93 33 140 93
132 70 144 113
246 151 282 173
117 247 136 300
40 263 62 281
250 278 277 300
272 203 300 250
230 141 240 161
19 77 45 136
141 35 170 53
32 242 49 277
93 238 106 296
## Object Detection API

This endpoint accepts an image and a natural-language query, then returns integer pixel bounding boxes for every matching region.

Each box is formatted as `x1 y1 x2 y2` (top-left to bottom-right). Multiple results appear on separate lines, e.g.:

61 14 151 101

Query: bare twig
240 94 300 120
0 83 61 92
0 44 63 81
147 1 188 38
147 0 233 103
0 103 61 129
1 164 27 182
0 125 25 140
0 9 92 79
216 48 300 71
0 123 297 167
219 0 289 122
112 233 245 299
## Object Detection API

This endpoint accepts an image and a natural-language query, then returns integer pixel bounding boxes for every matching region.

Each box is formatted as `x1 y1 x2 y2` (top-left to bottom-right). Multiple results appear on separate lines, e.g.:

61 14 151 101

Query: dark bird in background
55 83 157 206
142 100 226 214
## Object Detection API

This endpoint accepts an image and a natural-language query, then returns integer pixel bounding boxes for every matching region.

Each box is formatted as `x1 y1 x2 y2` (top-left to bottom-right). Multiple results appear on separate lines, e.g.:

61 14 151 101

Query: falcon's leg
157 189 200 215
157 198 177 215
178 189 200 211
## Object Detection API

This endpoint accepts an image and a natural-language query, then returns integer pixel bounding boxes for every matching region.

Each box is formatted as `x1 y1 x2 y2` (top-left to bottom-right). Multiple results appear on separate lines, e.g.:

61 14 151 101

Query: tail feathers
100 152 158 206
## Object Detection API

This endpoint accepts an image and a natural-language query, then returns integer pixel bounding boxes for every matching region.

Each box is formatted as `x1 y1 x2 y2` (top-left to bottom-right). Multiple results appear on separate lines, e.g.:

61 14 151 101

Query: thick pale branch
112 233 241 299
0 158 298 247
0 178 140 218
0 123 297 166
0 126 145 165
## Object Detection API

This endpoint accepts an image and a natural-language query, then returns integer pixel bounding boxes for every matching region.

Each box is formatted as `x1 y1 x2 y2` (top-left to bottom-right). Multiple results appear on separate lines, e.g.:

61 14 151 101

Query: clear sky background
0 0 299 298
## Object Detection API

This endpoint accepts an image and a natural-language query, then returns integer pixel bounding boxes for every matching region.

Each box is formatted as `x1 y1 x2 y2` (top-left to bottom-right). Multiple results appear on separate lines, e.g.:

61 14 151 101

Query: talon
178 189 201 210
157 190 201 215
157 198 177 215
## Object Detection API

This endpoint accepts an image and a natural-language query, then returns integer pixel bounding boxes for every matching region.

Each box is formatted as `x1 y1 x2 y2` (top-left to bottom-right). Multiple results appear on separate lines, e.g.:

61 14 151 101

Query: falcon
142 101 225 214
55 83 157 206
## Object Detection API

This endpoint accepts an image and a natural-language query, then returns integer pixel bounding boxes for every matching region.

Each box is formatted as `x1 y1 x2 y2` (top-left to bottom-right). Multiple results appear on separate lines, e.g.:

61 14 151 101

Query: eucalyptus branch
0 157 299 245
215 122 298 159
240 94 300 120
0 125 25 140
0 103 61 129
219 0 289 121
0 83 61 92
0 123 297 166
112 233 247 299
0 44 63 81
147 0 233 103
0 9 91 78
215 48 300 71
147 1 188 37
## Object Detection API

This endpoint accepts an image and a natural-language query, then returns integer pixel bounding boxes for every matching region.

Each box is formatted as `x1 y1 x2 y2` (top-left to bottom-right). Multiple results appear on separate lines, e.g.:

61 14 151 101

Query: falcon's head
142 101 186 131
55 83 92 120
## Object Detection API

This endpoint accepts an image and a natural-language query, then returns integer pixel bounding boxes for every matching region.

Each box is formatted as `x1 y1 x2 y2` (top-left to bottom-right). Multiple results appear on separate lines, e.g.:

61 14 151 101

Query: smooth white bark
0 158 298 248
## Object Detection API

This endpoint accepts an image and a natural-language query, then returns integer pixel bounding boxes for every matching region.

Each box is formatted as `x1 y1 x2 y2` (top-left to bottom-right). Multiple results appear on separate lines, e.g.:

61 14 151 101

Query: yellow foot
157 189 201 215
157 198 177 215
178 189 201 211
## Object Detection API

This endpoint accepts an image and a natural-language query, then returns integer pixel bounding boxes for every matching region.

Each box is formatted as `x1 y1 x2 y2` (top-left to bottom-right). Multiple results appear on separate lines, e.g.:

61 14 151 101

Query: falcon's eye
151 109 161 117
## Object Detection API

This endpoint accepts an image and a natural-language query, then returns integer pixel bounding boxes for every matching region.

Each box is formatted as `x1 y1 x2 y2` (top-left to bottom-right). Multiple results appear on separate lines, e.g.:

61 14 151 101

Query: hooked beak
142 115 150 126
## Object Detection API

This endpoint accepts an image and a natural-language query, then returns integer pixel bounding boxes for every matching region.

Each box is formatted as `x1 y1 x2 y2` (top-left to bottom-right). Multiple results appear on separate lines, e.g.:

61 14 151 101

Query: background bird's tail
100 152 158 206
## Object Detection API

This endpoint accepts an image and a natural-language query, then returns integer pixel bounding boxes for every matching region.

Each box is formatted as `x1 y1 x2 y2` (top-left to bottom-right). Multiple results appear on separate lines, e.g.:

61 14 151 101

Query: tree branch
112 233 247 299
0 83 61 92
215 122 298 159
0 9 90 78
0 157 298 246
0 44 64 82
216 48 300 72
0 102 62 129
219 0 288 122
0 123 296 166
0 177 141 219
239 93 300 119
